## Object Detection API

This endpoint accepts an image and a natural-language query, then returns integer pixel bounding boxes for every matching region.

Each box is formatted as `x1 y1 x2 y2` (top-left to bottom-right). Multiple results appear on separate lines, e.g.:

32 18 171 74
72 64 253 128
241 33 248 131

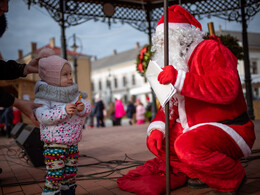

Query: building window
106 79 110 88
114 77 118 88
132 75 135 85
99 80 102 90
251 60 258 74
123 76 127 87
254 88 259 98
91 82 94 91
123 94 127 104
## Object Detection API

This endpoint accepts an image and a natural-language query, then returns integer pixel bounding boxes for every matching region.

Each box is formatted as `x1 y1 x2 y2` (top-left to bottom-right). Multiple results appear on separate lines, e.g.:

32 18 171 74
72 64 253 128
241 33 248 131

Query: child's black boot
60 184 77 195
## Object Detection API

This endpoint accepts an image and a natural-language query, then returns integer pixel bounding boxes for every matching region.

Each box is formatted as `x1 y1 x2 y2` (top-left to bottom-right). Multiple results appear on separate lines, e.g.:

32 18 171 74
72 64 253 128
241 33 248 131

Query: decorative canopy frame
26 0 260 34
26 0 260 120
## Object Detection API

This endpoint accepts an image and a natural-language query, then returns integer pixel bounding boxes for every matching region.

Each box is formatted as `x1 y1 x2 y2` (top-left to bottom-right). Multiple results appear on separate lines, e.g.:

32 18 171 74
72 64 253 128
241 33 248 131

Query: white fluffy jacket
34 81 91 145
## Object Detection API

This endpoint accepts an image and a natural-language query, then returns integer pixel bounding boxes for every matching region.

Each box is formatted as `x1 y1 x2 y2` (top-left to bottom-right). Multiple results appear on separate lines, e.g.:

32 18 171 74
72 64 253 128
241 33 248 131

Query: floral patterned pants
43 143 79 193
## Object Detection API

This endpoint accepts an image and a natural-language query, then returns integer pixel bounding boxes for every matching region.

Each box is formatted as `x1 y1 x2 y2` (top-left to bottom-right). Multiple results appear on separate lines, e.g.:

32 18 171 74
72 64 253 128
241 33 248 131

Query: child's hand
76 102 84 112
66 104 76 115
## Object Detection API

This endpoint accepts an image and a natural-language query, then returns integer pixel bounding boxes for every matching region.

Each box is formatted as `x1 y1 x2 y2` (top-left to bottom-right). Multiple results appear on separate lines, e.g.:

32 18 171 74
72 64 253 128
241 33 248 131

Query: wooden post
207 22 215 36
163 0 170 195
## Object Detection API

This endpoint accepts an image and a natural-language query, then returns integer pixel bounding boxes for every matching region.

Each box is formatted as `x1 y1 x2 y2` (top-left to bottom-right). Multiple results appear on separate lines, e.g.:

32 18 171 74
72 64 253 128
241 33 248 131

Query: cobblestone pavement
0 120 259 195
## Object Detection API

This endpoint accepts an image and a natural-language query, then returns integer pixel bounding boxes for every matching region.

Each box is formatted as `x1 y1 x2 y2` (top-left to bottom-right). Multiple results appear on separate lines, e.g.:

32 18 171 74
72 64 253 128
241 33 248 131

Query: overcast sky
0 1 260 61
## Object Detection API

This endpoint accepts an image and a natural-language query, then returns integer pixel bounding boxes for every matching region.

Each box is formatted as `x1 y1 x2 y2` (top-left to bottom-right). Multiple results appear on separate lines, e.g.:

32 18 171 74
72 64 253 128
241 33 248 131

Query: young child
34 48 91 195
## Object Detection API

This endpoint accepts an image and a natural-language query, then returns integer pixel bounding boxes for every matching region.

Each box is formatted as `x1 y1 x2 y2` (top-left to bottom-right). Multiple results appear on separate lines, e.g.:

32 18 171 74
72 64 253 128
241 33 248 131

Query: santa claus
117 4 255 195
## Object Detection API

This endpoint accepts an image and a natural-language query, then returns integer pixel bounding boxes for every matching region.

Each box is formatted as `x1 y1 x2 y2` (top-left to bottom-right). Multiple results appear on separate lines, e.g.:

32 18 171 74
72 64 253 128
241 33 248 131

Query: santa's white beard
151 27 205 114
151 27 205 72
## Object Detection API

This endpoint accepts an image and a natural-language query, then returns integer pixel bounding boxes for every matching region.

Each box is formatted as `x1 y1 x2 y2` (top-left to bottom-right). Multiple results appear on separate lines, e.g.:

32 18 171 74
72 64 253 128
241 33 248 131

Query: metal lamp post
71 34 79 84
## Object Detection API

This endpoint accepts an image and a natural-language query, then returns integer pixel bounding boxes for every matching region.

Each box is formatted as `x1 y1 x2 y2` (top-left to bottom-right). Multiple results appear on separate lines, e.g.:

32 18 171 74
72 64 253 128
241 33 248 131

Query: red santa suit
117 5 255 194
147 37 255 192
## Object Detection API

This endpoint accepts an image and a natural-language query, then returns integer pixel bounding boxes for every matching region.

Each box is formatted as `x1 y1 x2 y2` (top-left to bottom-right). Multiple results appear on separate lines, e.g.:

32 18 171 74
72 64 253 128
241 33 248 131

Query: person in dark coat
0 0 41 175
1 107 13 137
107 101 116 126
0 0 41 126
126 100 135 125
93 94 105 127
0 60 41 126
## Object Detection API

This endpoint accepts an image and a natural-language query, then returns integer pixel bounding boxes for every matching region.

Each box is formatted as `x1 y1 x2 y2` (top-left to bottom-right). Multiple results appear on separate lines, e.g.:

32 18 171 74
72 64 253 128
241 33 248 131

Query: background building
91 42 152 108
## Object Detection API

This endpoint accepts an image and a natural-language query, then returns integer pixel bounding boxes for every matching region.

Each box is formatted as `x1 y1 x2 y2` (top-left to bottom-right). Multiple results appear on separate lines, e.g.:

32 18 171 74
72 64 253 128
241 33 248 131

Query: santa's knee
174 133 202 165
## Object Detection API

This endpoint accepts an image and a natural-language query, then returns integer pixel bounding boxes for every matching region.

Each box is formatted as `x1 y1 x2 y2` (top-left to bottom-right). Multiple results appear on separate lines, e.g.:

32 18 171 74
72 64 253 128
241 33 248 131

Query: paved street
0 120 259 194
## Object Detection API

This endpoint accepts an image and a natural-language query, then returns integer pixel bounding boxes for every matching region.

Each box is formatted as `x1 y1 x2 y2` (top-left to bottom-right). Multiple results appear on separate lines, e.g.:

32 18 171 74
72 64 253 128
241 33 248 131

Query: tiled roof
34 45 87 56
91 47 140 71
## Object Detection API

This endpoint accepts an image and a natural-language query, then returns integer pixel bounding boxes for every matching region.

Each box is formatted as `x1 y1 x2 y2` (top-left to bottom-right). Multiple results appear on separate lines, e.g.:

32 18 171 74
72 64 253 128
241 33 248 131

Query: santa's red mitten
158 65 178 85
147 130 163 156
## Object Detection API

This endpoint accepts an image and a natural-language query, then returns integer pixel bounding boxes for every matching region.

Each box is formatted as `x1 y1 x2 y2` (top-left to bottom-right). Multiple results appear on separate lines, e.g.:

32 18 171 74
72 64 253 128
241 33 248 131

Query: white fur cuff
147 121 165 137
174 70 186 92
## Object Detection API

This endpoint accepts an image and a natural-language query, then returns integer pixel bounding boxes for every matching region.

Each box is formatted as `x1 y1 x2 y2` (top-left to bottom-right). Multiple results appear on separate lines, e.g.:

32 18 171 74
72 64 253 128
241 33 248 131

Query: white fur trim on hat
156 23 192 32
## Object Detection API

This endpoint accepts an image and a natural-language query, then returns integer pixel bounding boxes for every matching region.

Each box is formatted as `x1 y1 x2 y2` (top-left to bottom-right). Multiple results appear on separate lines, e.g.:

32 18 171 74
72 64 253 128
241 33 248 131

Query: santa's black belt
218 112 250 125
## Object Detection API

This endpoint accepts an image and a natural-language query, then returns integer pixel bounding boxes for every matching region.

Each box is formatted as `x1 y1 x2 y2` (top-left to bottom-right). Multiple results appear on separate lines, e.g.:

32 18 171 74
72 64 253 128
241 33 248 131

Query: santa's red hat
156 5 202 32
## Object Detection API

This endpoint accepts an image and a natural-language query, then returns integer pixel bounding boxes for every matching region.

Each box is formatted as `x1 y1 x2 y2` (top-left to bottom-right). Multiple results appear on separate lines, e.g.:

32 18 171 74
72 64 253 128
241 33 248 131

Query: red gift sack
117 158 187 195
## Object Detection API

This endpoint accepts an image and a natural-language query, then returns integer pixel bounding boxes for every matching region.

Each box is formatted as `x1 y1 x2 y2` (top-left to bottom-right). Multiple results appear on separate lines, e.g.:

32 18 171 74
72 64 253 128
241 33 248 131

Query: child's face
60 63 73 87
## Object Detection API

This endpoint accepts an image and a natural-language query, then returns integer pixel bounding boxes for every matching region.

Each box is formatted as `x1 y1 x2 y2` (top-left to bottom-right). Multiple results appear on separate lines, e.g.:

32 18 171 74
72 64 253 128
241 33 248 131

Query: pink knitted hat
38 48 70 86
